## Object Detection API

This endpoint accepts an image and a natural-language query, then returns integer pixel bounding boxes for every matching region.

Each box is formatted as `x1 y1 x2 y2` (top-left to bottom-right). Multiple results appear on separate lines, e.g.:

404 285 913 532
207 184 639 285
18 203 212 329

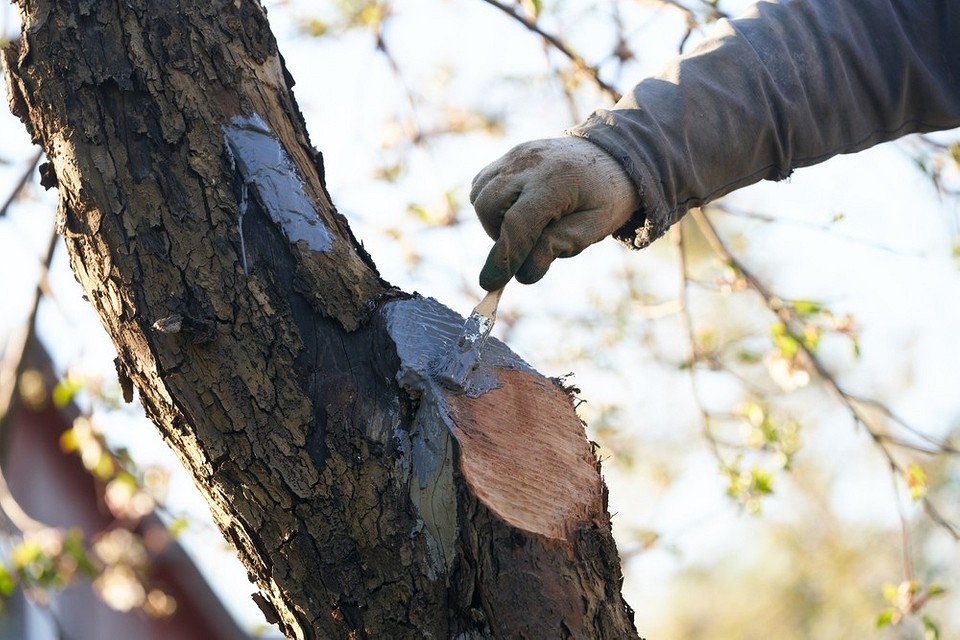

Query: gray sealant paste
381 295 536 573
382 296 533 399
222 113 333 254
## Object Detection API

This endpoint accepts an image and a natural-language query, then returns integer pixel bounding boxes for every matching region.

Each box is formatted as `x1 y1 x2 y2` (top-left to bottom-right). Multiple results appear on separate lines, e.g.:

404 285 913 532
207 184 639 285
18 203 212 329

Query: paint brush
435 287 505 392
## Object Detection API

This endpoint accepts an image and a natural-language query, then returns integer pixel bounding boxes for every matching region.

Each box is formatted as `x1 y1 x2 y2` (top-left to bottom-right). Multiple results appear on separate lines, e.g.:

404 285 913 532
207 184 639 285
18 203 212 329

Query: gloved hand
470 136 640 291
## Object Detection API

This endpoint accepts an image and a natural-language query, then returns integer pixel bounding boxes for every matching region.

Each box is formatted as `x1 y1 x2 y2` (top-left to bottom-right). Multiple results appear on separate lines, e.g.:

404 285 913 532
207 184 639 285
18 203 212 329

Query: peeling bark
2 1 638 638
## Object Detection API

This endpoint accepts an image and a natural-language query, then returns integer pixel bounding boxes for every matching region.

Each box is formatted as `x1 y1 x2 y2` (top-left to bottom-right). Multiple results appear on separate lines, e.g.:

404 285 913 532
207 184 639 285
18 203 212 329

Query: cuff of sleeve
564 121 670 250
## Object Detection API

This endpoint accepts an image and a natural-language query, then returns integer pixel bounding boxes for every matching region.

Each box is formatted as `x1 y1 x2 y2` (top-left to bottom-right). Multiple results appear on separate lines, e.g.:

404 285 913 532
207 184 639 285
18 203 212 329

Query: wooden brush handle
474 287 504 321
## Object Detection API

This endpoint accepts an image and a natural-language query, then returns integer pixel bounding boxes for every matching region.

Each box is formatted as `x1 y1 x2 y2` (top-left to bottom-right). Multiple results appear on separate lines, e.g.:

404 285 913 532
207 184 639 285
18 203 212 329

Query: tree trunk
2 1 637 638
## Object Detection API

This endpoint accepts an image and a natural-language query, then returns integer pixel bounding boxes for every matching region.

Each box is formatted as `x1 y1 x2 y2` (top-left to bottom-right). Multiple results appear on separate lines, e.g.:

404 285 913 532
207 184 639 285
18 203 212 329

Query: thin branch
478 0 622 102
889 464 915 587
713 202 930 258
652 0 700 51
848 394 960 455
647 0 729 52
875 433 957 457
550 46 585 124
674 224 721 458
370 15 428 146
0 149 42 218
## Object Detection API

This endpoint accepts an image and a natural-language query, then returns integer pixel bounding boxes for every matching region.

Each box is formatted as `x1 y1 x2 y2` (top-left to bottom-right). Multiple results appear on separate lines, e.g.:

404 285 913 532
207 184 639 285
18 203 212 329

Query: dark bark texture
2 1 638 638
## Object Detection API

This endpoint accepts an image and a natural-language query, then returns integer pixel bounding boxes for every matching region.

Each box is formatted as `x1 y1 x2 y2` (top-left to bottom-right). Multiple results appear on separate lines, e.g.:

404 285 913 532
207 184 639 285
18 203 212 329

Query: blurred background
1 1 958 638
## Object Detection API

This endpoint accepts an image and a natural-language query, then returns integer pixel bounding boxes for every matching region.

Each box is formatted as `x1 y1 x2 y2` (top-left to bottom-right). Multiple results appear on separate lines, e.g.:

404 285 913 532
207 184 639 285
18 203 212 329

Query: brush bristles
436 310 494 391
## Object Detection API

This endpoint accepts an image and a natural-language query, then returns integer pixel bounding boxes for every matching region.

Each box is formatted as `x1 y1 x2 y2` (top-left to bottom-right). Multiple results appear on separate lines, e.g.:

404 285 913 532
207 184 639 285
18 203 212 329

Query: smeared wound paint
222 113 332 254
434 310 492 392
434 287 504 392
384 296 525 399
381 296 534 573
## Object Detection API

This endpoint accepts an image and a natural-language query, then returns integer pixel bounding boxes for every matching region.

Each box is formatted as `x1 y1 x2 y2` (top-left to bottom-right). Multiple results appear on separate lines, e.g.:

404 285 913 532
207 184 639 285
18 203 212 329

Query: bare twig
713 203 930 257
848 394 960 455
0 149 42 218
351 6 431 149
478 0 622 102
674 224 721 457
889 466 915 585
648 0 729 52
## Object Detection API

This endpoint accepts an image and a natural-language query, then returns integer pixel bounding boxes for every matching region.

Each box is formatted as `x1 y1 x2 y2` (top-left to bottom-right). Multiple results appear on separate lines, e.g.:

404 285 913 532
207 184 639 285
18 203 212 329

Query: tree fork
2 1 638 638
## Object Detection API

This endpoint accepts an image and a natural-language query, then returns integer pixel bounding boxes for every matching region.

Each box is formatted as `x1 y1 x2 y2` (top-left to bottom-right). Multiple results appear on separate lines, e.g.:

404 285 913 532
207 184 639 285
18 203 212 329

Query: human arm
474 0 960 290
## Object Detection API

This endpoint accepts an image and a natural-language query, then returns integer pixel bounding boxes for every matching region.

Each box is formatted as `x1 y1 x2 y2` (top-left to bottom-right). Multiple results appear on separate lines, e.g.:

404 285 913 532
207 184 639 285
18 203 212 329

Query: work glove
470 136 640 291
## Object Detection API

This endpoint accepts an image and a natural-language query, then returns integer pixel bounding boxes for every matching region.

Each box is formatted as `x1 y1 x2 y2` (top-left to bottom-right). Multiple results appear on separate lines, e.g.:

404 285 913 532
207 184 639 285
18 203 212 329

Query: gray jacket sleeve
567 0 960 249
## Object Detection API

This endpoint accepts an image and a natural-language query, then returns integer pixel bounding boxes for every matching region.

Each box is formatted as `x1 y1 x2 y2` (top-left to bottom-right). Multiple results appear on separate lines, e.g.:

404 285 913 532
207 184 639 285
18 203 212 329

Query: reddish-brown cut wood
450 368 606 542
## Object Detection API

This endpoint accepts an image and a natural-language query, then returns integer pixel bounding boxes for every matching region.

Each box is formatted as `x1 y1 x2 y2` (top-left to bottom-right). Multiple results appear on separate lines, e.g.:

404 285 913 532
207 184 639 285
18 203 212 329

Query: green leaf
406 203 431 222
53 376 84 408
749 468 774 495
521 0 543 17
89 451 117 481
770 322 799 358
790 299 823 316
63 529 97 577
905 463 927 501
168 516 190 539
876 608 895 628
12 540 43 569
881 582 899 604
0 565 16 596
949 142 960 166
59 428 79 453
799 323 820 351
923 616 941 640
300 17 329 37
113 470 139 488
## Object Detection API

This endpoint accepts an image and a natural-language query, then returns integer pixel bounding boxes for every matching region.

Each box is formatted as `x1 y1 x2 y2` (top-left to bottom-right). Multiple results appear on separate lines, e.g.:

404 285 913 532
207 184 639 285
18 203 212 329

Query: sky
1 0 959 636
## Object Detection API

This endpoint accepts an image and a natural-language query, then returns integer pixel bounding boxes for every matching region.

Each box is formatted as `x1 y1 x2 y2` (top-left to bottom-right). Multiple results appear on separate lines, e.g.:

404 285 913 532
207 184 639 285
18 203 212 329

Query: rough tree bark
2 1 638 638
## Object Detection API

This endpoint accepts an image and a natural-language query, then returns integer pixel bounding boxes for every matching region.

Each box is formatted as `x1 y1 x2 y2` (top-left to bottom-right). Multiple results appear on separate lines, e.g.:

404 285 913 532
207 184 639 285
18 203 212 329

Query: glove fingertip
515 263 548 285
479 265 510 292
478 239 515 290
